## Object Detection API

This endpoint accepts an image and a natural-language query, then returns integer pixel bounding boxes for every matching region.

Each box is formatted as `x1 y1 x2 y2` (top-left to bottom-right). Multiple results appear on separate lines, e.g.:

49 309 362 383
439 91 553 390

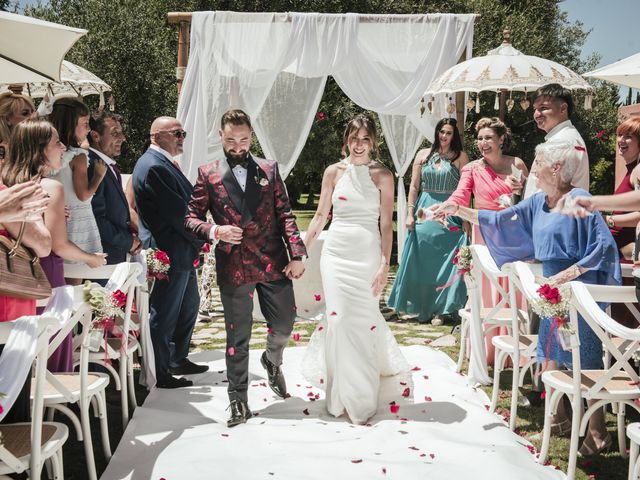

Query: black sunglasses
159 129 187 139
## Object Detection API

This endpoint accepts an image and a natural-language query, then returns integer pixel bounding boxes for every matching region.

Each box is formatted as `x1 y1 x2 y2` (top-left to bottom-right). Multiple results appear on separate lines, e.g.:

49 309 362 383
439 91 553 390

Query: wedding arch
170 11 477 256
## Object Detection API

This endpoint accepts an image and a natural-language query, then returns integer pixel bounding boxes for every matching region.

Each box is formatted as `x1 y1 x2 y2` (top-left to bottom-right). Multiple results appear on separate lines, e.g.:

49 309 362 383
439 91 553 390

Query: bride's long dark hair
341 113 378 159
425 117 463 163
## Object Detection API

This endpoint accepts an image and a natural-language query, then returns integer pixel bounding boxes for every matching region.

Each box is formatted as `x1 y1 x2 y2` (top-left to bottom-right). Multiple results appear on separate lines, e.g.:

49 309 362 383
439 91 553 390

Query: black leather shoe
156 375 194 389
227 400 252 427
261 351 287 398
170 360 209 376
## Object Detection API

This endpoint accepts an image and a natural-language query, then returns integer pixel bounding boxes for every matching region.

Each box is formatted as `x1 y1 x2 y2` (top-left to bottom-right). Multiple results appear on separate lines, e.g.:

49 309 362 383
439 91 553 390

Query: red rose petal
266 263 272 273
320 378 324 384
248 292 254 299
540 391 546 399
448 226 459 231
221 433 229 437
409 446 420 451
429 453 435 459
351 459 362 464
201 243 210 253
390 404 400 414
314 294 321 301
400 381 407 386
193 258 200 268
370 325 376 331
338 196 348 201
425 396 432 401
412 366 421 371
267 327 273 334
330 311 337 316
227 346 235 356
402 387 410 397
303 408 310 415
293 332 300 342
382 467 387 474
318 326 324 331
423 375 429 380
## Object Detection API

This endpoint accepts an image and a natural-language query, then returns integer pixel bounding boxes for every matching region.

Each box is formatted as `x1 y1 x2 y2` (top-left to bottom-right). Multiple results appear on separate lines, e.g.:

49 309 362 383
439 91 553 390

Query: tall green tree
26 0 619 195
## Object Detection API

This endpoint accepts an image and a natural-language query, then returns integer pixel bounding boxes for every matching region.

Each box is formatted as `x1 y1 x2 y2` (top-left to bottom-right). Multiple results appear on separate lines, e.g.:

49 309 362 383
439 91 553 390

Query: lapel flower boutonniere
255 176 269 187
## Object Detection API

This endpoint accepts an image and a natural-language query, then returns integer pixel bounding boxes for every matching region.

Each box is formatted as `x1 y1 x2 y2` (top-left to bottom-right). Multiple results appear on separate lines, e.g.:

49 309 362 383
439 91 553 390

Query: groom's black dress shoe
156 375 193 389
261 351 287 398
169 360 209 376
227 400 252 427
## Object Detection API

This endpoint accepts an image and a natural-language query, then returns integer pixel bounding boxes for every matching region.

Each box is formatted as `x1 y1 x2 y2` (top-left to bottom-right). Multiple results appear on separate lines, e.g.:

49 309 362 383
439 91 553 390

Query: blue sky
561 0 640 98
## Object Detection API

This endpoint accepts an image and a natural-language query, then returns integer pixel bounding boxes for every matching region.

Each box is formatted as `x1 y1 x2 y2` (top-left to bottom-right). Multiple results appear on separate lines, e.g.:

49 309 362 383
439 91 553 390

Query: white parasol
0 60 112 101
583 52 640 90
423 29 594 119
0 11 86 84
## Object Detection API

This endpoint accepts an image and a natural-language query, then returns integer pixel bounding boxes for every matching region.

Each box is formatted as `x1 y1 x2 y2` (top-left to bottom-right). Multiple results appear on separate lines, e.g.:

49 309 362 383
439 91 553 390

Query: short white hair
534 141 581 185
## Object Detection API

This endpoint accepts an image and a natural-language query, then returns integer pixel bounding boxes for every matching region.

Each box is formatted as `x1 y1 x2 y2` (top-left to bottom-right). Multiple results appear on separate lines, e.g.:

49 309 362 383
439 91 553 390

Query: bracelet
407 203 415 209
606 215 615 228
571 264 581 279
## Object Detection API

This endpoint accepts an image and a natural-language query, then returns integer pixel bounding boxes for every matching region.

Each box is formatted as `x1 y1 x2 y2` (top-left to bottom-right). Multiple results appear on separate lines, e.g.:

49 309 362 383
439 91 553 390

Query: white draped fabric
177 12 475 256
0 286 74 421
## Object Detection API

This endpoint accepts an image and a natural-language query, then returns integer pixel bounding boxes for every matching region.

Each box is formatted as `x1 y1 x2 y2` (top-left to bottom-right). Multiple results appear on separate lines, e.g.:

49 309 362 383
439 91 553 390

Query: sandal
578 433 612 457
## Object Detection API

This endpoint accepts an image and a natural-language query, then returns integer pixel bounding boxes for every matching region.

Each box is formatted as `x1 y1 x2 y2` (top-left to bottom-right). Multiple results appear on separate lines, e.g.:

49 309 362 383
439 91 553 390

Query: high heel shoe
577 433 612 457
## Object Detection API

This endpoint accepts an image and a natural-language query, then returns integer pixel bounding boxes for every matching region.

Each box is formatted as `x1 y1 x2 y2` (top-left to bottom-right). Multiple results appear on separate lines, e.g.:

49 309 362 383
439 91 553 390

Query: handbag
0 222 51 300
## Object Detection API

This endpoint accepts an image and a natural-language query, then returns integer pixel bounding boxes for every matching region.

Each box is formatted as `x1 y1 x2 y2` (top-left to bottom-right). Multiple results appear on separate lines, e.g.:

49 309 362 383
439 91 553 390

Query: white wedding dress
302 159 409 424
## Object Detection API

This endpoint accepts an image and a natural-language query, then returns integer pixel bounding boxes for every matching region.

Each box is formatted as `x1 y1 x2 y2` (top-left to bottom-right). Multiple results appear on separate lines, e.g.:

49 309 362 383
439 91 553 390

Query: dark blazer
88 149 132 264
185 154 306 286
133 148 203 271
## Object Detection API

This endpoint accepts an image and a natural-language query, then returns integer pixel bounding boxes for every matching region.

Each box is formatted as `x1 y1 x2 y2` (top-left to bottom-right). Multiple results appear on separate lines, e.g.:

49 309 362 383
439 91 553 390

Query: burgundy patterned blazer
184 154 307 287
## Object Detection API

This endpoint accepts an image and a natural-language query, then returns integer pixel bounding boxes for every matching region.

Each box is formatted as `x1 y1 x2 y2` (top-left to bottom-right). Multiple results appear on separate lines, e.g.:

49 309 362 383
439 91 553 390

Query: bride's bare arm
304 164 337 252
371 167 394 296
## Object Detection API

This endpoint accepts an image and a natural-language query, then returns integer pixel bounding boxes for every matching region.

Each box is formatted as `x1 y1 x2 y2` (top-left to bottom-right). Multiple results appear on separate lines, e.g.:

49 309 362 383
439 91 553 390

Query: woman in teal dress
388 118 469 324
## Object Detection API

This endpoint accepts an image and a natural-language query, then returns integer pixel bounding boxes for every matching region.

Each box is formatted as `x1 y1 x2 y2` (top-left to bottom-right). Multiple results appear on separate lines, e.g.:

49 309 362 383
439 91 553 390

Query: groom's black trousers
219 278 296 402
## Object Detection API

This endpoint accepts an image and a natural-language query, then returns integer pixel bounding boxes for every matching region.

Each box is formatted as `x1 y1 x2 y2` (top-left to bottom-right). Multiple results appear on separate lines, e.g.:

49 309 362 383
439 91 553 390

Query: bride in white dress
302 113 409 425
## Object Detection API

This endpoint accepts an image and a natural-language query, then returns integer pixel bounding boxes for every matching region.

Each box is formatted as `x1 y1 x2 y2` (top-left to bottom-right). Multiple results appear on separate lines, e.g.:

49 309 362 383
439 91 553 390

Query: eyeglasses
156 129 187 139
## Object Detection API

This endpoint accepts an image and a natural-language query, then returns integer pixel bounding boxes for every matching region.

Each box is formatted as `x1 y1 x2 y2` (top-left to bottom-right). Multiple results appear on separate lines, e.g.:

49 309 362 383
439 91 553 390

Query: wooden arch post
167 12 192 95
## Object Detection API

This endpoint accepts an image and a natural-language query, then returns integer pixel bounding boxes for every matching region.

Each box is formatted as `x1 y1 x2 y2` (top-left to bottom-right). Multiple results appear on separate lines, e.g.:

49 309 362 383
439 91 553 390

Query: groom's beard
223 148 248 163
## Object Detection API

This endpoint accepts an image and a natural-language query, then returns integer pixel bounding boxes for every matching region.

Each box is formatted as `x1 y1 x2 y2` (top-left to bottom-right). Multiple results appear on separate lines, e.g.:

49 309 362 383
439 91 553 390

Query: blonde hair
0 92 36 144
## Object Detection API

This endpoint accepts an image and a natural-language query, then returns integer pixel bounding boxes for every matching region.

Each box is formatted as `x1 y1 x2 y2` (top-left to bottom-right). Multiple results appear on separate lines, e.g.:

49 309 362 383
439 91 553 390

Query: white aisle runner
101 346 565 480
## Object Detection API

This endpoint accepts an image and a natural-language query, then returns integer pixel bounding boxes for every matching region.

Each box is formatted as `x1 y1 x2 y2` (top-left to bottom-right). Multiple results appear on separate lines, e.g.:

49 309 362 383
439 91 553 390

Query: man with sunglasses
133 116 208 389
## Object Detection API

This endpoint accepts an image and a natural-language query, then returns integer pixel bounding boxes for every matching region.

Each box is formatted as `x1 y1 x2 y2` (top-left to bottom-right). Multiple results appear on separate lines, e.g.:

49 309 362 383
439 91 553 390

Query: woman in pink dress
445 117 528 365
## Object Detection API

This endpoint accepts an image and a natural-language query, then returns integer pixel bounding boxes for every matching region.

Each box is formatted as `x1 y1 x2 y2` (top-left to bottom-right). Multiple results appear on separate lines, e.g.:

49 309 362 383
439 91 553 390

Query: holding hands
283 260 305 280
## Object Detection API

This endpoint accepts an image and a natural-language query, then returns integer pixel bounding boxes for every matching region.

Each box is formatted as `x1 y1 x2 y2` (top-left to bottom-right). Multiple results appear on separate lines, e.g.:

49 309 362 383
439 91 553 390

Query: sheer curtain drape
177 11 475 255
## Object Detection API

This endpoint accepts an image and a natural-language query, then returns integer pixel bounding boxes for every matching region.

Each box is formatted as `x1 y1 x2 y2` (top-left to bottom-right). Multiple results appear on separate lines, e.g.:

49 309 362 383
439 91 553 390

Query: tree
25 0 618 196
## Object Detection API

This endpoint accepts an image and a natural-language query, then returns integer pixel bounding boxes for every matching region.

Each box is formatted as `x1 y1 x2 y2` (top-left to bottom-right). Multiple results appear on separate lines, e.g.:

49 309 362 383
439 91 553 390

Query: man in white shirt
88 111 142 265
523 83 589 198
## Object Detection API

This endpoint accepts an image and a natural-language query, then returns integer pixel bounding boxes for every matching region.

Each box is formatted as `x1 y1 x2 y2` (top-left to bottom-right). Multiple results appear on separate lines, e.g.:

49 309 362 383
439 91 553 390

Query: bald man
133 117 208 388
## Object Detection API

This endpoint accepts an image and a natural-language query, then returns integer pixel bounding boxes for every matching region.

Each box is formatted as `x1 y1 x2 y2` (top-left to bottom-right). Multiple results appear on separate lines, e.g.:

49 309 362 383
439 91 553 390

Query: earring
552 172 556 177
499 144 503 149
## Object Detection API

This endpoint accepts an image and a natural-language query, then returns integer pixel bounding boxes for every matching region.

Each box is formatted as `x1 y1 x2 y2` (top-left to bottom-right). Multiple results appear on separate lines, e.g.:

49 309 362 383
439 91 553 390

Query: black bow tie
227 156 248 169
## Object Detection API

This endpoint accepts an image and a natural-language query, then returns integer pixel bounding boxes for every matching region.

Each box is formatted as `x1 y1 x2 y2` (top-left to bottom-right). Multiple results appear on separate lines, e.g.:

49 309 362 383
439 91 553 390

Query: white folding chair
80 263 143 428
489 262 539 430
538 281 640 480
628 423 640 480
457 245 527 385
0 311 69 479
36 285 111 480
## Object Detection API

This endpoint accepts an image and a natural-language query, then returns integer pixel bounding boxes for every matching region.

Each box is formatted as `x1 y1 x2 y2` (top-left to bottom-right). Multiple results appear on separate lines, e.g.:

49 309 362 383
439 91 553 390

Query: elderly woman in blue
433 141 621 456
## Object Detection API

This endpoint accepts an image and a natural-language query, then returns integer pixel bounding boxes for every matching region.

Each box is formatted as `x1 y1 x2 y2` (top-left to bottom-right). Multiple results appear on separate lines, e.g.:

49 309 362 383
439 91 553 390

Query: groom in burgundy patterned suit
185 109 307 427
